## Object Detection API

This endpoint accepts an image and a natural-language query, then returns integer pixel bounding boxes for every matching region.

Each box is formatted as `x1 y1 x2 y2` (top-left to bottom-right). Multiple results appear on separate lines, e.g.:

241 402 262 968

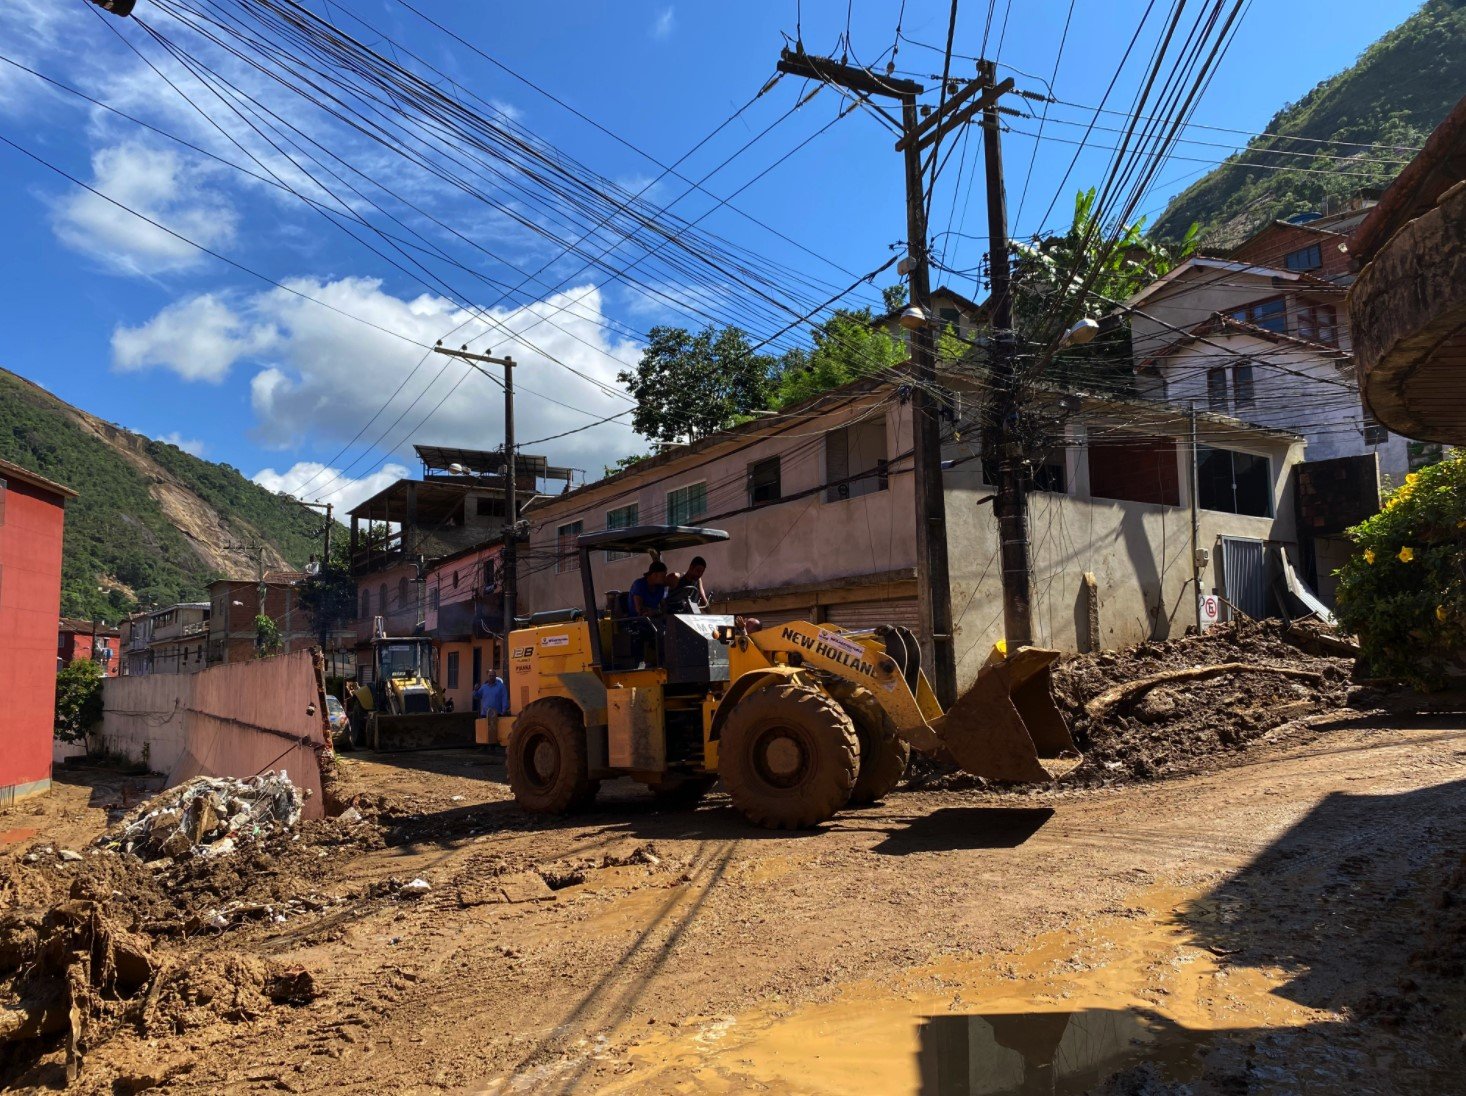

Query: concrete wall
100 651 329 818
1144 333 1410 482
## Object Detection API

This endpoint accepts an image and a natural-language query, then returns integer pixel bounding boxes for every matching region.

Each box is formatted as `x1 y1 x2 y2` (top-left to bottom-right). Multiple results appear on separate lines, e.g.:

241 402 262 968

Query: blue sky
0 0 1419 510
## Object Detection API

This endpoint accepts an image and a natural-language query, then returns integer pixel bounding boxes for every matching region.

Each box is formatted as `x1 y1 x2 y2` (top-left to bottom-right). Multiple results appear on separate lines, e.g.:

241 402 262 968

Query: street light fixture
1058 318 1101 348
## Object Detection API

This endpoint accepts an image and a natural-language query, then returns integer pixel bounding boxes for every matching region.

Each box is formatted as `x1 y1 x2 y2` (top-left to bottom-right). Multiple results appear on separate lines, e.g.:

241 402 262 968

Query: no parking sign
1199 594 1221 631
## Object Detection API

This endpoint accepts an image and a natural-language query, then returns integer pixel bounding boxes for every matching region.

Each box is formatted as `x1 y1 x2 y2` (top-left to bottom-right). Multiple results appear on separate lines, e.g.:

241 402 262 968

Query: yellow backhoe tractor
345 627 475 751
504 525 1079 829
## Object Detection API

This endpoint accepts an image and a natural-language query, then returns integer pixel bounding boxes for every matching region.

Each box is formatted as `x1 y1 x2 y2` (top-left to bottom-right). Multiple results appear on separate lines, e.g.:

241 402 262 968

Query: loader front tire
720 683 859 829
850 716 911 806
507 699 599 814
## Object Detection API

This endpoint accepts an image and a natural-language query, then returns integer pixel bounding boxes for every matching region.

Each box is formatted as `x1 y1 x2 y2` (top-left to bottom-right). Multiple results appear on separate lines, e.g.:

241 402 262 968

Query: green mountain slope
1153 0 1466 245
0 366 325 623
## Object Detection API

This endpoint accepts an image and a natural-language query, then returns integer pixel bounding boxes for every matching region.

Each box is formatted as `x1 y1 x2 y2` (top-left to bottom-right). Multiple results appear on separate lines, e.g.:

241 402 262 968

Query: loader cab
573 524 733 682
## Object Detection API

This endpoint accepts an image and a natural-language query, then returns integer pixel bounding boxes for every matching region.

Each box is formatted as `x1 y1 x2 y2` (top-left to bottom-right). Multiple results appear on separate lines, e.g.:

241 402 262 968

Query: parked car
324 694 348 743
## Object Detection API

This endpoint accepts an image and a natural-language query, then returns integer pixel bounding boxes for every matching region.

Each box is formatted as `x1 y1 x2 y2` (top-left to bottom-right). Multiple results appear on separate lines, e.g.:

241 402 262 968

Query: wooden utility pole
433 345 520 634
977 58 1032 647
775 48 1011 706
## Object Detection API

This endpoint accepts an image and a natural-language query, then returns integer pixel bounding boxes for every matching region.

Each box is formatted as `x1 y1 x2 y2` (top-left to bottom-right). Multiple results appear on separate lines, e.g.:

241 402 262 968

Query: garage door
823 598 921 632
711 605 815 629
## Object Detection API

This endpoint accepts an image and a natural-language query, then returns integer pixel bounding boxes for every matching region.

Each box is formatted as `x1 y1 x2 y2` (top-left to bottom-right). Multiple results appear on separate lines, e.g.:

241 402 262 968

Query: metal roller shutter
823 598 921 632
744 607 817 629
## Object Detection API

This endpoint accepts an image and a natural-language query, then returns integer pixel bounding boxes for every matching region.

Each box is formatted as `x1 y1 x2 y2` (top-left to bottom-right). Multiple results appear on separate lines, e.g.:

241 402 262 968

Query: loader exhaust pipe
931 647 1080 783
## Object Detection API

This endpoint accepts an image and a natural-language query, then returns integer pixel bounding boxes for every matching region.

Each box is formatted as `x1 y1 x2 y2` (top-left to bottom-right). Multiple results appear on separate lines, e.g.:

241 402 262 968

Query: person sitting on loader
667 555 709 611
629 560 670 617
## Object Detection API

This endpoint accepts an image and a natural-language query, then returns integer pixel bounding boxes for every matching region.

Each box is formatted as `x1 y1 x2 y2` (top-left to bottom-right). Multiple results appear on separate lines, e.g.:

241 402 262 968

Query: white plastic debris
399 877 432 898
58 850 84 862
97 771 304 862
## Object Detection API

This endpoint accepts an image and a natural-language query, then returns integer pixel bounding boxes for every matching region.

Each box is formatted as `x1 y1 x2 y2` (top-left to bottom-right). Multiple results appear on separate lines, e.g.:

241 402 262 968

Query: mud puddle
601 885 1323 1094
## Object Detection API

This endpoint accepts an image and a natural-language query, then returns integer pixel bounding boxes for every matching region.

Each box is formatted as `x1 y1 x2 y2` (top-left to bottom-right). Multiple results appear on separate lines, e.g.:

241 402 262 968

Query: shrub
1334 452 1465 689
55 659 105 742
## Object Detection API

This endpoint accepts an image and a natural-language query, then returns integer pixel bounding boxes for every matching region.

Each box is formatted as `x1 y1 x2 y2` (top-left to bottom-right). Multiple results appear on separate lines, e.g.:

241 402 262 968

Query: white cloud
53 143 237 275
123 276 642 471
112 293 277 383
156 432 207 457
651 7 675 40
253 461 409 513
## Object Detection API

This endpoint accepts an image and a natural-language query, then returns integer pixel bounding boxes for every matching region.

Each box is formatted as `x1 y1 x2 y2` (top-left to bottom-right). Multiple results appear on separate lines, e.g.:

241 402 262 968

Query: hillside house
423 540 504 712
348 444 572 685
1124 254 1413 483
58 618 120 677
122 603 210 676
876 284 990 360
0 459 75 805
207 573 352 671
519 378 1305 695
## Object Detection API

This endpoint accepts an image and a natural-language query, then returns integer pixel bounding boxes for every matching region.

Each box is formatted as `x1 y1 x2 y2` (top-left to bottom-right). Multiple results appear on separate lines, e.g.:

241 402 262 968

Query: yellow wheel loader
505 525 1079 829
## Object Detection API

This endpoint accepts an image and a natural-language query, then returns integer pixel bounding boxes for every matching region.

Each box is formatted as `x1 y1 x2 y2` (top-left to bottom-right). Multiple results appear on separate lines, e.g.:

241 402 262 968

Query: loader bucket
933 646 1081 783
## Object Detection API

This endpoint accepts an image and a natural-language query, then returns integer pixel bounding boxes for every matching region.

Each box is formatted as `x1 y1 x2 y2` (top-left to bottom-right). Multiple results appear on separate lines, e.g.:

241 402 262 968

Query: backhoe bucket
933 647 1080 783
368 712 478 752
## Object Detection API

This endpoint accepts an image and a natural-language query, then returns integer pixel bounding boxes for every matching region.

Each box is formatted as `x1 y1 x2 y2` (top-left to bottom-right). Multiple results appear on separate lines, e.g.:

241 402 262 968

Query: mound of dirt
1051 619 1358 784
0 809 382 1088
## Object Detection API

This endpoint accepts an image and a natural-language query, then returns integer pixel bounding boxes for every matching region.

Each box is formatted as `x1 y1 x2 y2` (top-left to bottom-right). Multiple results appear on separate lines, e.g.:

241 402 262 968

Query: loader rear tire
720 683 859 829
850 718 911 806
507 699 599 815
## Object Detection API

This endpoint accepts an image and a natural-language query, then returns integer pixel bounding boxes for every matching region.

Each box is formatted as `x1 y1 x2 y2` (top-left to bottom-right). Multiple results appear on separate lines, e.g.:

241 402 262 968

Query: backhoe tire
850 713 911 806
647 774 717 809
507 699 599 815
720 683 859 829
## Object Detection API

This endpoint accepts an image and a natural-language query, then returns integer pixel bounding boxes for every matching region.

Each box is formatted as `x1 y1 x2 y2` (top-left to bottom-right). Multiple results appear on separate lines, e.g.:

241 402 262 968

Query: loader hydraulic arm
744 619 1080 783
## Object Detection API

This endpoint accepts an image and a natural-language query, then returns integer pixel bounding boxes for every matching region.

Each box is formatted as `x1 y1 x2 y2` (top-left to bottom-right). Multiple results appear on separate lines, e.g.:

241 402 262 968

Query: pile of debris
1051 619 1359 784
98 772 303 862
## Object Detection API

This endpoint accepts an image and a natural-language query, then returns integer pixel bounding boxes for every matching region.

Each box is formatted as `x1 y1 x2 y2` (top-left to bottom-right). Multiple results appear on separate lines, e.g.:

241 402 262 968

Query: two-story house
519 375 1306 695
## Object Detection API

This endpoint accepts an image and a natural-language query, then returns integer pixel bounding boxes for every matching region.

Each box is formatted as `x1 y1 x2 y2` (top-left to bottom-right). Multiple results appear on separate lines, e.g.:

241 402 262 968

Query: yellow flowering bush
1335 451 1464 689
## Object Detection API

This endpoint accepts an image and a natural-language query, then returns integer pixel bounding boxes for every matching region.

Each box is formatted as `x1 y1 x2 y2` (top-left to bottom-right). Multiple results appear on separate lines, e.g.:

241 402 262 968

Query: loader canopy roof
576 524 730 555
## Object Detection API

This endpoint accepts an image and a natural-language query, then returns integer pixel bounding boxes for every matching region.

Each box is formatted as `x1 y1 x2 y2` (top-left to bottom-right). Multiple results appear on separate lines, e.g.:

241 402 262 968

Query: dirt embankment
1049 619 1362 783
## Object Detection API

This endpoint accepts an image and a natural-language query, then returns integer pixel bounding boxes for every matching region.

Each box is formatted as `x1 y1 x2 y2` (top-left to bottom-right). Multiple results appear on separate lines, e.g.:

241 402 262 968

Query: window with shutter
557 521 584 573
824 419 887 502
605 504 639 560
666 483 707 525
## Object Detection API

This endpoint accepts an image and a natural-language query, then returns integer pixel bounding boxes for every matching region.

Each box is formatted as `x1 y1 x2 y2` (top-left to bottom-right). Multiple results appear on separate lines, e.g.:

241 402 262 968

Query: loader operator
629 560 670 617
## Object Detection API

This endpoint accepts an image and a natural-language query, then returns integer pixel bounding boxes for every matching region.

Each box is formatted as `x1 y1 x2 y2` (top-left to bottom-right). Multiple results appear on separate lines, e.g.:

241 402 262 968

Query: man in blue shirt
472 669 510 747
629 561 669 617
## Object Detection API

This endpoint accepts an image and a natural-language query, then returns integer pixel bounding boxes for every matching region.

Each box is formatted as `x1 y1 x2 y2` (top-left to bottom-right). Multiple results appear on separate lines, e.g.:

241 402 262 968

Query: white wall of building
1142 333 1410 482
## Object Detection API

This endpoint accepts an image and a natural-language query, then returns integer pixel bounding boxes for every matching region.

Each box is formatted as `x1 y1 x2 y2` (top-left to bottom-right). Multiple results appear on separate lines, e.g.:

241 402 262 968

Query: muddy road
4 714 1465 1094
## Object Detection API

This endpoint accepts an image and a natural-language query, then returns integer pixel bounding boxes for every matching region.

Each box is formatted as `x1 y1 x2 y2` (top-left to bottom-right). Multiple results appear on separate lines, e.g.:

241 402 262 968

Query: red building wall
0 469 72 804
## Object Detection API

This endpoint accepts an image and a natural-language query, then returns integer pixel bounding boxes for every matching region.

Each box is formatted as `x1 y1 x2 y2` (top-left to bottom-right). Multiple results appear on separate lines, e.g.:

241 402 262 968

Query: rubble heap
1051 619 1358 784
98 772 303 861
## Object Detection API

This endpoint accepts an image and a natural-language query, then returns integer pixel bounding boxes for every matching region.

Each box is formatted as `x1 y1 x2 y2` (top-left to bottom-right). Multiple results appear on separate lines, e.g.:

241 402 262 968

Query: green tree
1012 187 1198 392
55 660 104 743
773 311 907 407
617 326 777 444
297 540 357 644
255 613 283 657
1334 452 1465 690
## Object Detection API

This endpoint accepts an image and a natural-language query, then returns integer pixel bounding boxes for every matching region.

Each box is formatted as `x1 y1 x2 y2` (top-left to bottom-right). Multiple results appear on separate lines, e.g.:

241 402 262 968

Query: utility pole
433 344 520 636
776 48 1011 706
977 58 1032 648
